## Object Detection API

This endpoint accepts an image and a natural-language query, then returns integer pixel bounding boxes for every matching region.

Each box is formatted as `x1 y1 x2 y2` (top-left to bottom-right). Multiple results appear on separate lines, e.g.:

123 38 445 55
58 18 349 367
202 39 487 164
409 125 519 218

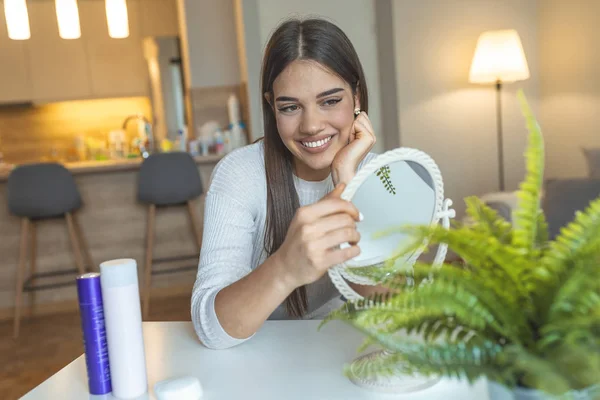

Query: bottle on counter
213 129 224 155
229 122 248 149
108 130 126 159
176 127 188 153
227 94 241 127
144 122 154 154
75 134 87 161
100 259 148 399
76 273 112 396
227 93 248 150
197 121 219 156
223 129 233 153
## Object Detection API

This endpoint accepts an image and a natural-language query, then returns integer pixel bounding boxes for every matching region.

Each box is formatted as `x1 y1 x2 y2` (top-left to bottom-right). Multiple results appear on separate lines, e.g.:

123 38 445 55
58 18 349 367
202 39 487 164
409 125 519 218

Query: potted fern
322 92 600 399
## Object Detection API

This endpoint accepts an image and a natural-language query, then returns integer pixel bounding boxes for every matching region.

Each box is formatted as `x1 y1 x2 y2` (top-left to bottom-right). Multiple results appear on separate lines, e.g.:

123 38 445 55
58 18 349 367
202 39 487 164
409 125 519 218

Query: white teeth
302 136 331 148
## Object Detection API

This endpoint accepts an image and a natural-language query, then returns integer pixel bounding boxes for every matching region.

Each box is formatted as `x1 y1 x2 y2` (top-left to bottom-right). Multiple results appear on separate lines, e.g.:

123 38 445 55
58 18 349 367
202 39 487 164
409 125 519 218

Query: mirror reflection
346 160 436 269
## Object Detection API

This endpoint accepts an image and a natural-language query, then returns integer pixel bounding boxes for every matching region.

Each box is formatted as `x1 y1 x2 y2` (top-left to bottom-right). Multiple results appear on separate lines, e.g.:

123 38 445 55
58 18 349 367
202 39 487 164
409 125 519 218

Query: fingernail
340 242 350 249
359 212 364 222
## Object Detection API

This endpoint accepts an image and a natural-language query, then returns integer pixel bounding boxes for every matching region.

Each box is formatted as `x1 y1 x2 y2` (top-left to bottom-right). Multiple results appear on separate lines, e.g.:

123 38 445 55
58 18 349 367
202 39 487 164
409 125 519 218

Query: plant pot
488 381 600 400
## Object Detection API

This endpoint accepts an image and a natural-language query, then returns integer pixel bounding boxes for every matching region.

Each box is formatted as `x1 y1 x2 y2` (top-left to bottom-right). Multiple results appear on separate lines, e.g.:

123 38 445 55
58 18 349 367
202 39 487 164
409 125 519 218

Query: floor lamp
469 29 530 192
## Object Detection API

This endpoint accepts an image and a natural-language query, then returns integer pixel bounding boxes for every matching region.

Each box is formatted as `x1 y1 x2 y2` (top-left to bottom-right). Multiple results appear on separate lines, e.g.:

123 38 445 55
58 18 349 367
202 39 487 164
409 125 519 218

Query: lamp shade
469 29 530 84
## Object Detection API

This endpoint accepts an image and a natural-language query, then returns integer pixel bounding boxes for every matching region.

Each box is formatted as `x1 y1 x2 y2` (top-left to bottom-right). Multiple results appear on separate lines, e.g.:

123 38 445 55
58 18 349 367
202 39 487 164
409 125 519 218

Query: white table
22 320 493 400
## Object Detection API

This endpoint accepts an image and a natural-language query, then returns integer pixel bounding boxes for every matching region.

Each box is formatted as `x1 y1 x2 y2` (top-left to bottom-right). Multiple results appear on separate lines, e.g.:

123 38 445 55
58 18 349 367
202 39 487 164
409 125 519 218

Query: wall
237 0 385 153
176 0 247 138
392 0 540 216
0 97 152 164
176 0 240 89
538 0 600 178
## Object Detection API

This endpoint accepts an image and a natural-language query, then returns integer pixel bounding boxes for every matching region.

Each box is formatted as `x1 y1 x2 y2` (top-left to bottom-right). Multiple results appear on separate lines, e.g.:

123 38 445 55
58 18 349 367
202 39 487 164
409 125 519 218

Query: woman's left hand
331 111 376 185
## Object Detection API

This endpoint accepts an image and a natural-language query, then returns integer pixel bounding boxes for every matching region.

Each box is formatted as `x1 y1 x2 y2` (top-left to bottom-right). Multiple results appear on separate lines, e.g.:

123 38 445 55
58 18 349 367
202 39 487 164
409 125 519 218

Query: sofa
480 178 600 240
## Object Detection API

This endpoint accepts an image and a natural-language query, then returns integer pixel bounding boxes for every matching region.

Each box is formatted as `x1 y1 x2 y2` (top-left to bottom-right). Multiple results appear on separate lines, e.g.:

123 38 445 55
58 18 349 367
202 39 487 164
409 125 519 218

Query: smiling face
269 60 359 181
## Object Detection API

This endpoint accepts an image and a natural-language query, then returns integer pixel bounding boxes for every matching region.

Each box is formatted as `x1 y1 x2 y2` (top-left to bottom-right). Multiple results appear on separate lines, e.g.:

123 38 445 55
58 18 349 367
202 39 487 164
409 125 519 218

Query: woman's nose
299 107 325 135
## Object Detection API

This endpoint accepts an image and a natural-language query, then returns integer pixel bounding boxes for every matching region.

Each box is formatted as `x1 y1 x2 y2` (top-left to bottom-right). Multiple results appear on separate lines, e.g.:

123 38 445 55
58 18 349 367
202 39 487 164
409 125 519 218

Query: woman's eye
322 98 341 107
278 105 299 113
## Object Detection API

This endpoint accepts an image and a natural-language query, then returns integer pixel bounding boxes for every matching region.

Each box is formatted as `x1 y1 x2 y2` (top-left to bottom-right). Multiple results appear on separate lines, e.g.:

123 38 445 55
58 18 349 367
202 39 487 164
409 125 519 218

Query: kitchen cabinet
0 0 179 104
26 0 92 102
80 0 148 98
0 14 31 104
139 0 179 37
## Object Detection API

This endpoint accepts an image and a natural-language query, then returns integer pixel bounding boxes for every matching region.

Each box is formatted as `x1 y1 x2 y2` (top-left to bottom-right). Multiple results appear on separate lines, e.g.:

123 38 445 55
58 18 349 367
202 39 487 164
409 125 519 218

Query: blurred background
1 0 599 398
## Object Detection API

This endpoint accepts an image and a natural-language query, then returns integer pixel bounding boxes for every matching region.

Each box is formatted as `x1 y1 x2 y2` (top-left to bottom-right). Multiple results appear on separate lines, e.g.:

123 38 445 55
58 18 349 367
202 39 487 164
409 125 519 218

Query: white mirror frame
328 147 456 302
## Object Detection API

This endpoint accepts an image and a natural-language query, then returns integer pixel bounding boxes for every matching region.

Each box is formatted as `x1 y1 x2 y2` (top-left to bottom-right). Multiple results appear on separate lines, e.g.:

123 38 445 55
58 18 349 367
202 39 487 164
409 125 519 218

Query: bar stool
137 152 204 319
7 163 93 338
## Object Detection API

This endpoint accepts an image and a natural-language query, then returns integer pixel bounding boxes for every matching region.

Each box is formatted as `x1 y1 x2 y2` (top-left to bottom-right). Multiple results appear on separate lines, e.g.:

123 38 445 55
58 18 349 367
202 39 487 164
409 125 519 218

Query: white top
22 320 492 400
191 141 377 349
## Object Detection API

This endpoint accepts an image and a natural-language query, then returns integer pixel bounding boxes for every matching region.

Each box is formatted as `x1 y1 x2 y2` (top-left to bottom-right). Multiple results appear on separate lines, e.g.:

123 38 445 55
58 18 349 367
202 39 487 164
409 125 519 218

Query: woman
192 18 379 350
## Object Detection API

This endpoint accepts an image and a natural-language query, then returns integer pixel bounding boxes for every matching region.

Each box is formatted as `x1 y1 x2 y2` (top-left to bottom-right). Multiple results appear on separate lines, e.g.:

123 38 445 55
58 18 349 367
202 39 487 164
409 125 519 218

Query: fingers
325 244 361 267
308 198 360 221
354 113 374 136
318 225 361 250
351 112 376 148
310 213 357 237
324 182 346 200
295 184 359 225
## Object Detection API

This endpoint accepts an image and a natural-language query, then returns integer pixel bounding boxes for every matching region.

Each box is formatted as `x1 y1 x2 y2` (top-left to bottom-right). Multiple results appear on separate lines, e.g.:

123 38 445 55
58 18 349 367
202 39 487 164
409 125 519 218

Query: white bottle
227 94 241 126
223 129 233 153
100 259 148 399
230 123 247 149
178 127 188 152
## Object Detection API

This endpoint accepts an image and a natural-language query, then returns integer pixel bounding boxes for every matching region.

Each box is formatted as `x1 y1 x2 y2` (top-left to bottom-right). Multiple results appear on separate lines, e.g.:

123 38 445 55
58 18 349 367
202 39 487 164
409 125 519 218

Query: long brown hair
261 18 369 317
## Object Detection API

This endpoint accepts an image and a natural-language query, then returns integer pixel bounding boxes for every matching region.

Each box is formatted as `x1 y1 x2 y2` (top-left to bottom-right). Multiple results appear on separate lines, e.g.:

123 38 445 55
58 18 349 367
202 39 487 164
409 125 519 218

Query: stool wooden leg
187 200 203 252
65 212 86 275
142 204 156 320
28 222 37 317
14 218 30 339
72 213 94 272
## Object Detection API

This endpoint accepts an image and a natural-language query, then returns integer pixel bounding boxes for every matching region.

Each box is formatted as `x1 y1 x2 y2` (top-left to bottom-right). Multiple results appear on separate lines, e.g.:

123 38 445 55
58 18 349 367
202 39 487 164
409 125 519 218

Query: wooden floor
0 294 191 400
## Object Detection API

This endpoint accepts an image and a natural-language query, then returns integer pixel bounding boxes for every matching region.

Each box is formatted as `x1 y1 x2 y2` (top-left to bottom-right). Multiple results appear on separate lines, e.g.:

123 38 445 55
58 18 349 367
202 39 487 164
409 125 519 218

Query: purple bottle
76 273 112 395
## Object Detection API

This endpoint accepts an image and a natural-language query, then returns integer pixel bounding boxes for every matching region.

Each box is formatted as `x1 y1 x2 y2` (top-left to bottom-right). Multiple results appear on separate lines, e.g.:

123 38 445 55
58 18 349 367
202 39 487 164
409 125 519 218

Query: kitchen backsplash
0 97 153 164
0 84 251 165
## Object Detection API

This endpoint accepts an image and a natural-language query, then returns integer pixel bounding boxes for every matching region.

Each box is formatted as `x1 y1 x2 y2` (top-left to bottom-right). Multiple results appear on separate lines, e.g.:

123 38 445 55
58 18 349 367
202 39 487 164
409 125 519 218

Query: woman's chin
298 153 337 176
290 139 346 177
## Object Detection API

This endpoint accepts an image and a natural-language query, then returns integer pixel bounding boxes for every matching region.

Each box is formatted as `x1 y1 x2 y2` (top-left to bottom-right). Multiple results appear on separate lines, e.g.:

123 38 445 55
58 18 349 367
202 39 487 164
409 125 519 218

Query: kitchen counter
0 154 223 320
0 154 224 182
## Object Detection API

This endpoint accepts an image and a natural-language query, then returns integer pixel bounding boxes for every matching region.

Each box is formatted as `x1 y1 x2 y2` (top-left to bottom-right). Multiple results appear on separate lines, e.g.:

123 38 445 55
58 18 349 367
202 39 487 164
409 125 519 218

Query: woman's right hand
272 183 362 289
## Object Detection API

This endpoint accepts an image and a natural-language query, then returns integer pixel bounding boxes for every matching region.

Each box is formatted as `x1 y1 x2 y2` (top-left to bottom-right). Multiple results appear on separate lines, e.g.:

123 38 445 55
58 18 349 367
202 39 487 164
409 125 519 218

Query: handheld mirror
327 147 456 394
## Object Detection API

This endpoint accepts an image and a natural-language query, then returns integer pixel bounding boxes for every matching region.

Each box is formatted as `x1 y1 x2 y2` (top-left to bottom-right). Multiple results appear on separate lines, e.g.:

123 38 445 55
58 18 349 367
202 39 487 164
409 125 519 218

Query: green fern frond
342 323 509 385
536 212 549 249
400 225 531 307
348 305 487 346
545 341 600 390
547 258 600 324
324 277 523 345
410 264 532 342
512 91 545 257
501 345 571 395
357 336 379 353
464 196 513 243
539 197 600 289
540 311 600 350
348 262 414 286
